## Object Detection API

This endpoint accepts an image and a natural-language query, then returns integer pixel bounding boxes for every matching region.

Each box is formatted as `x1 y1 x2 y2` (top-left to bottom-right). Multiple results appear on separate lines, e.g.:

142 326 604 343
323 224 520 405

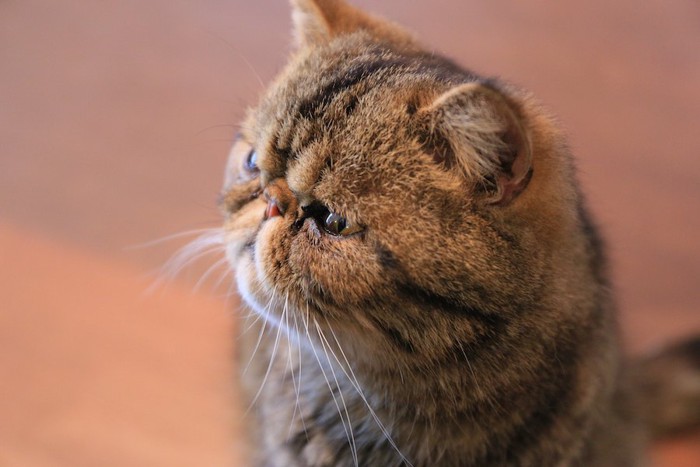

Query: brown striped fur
220 1 700 465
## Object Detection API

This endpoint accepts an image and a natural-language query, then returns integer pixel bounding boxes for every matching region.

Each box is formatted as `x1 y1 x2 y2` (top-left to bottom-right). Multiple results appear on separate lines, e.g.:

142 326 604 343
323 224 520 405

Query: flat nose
264 198 282 219
263 178 296 220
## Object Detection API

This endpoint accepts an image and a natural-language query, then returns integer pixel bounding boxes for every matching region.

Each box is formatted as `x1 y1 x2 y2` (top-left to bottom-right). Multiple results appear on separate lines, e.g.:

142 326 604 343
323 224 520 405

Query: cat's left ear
419 82 533 205
290 0 415 49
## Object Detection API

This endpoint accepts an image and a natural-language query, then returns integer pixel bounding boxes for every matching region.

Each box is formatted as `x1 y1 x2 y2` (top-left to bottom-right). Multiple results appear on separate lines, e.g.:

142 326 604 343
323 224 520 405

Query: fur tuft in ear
420 82 533 205
290 0 416 49
290 0 341 48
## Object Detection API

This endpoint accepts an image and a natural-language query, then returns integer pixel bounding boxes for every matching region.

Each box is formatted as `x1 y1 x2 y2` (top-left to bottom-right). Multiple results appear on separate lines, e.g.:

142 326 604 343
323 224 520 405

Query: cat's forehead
247 34 469 179
256 43 417 139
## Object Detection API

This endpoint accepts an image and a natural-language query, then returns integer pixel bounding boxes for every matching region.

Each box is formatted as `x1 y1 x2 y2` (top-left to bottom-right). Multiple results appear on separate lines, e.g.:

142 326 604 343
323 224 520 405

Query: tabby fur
220 1 700 465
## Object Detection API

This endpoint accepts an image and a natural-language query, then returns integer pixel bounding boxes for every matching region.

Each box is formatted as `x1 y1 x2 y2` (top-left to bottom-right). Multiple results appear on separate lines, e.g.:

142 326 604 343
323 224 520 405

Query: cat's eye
244 149 259 173
224 138 259 188
322 212 363 237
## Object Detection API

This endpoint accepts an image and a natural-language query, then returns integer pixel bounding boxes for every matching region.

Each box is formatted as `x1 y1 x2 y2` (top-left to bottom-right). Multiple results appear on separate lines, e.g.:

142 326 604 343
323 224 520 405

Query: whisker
457 341 500 415
243 285 277 374
202 29 265 89
147 246 225 295
301 304 356 467
313 318 359 467
159 229 224 274
238 281 274 333
321 317 413 466
124 227 217 251
193 256 229 292
244 294 286 416
290 310 309 439
195 123 241 137
201 138 239 144
284 295 304 439
213 265 235 300
242 309 265 334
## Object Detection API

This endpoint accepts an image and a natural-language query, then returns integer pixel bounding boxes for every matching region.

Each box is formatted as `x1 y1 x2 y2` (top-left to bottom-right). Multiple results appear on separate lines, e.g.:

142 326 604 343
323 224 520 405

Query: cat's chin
234 250 288 331
234 245 292 328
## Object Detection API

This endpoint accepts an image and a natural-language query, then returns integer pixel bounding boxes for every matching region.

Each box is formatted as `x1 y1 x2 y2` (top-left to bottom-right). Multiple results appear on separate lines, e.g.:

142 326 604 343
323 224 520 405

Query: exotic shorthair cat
217 1 700 465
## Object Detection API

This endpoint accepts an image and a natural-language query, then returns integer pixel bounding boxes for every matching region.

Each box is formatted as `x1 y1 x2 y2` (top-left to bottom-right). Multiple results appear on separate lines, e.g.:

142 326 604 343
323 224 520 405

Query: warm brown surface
0 223 247 466
0 0 698 465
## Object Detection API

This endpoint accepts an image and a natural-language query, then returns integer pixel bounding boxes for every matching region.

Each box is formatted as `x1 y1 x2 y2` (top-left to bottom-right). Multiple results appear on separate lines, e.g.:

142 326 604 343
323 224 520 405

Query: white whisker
244 289 285 415
124 228 217 251
284 296 305 439
242 309 264 333
301 304 357 466
243 285 277 374
213 259 233 288
313 318 359 467
457 341 499 415
321 317 413 466
193 256 229 292
146 228 226 294
290 310 309 439
202 29 265 89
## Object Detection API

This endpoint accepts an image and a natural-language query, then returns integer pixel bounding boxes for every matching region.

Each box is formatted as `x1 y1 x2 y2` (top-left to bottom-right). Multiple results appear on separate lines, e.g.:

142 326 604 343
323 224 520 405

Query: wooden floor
1 0 698 465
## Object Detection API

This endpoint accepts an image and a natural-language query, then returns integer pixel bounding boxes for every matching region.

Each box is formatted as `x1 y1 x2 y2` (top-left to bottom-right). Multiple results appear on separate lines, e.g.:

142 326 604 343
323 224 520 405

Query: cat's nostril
264 199 282 220
263 181 293 219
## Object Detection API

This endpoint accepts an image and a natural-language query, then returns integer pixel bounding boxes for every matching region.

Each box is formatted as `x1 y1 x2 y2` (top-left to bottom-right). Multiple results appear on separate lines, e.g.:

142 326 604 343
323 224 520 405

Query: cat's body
221 1 700 465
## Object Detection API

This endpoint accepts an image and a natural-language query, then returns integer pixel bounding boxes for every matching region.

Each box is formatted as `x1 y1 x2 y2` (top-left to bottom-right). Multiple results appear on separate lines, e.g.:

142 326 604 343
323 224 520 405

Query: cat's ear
290 0 415 49
419 82 533 205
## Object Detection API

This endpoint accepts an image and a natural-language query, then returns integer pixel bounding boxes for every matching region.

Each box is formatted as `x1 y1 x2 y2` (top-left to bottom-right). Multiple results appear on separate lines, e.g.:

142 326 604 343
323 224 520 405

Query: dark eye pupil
324 213 346 235
244 150 259 172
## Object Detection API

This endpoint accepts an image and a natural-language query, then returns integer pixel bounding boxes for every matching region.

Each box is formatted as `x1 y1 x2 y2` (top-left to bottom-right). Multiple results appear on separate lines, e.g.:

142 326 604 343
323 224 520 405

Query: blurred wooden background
1 0 698 465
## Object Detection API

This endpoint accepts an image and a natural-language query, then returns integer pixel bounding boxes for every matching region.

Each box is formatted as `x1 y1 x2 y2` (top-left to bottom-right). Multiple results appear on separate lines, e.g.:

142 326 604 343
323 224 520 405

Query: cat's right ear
290 0 415 49
418 82 533 205
290 0 340 47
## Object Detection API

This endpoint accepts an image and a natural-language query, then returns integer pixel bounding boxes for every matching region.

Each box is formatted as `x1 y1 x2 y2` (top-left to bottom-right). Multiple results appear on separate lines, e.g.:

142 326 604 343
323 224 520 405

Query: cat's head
222 0 578 369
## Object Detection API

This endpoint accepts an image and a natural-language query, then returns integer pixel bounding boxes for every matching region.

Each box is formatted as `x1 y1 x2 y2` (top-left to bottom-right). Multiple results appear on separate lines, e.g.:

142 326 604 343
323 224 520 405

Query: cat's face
222 2 546 368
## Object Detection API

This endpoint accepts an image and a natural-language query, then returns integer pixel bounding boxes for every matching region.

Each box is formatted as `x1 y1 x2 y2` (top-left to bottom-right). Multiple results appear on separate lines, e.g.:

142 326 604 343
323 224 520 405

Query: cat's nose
264 199 282 219
263 179 296 220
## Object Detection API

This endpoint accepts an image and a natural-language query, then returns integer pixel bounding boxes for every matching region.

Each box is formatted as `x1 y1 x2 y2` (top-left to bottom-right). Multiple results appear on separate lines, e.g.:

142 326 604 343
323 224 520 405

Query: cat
219 1 700 465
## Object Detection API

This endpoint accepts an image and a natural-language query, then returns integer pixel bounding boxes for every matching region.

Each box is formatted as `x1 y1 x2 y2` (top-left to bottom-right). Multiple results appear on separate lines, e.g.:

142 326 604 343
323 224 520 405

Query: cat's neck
292 306 612 466
295 334 504 462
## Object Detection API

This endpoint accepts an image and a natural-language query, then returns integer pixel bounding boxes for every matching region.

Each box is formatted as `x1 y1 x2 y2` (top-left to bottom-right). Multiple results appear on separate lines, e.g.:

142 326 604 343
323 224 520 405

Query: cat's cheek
287 234 389 307
223 198 266 261
233 254 257 307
